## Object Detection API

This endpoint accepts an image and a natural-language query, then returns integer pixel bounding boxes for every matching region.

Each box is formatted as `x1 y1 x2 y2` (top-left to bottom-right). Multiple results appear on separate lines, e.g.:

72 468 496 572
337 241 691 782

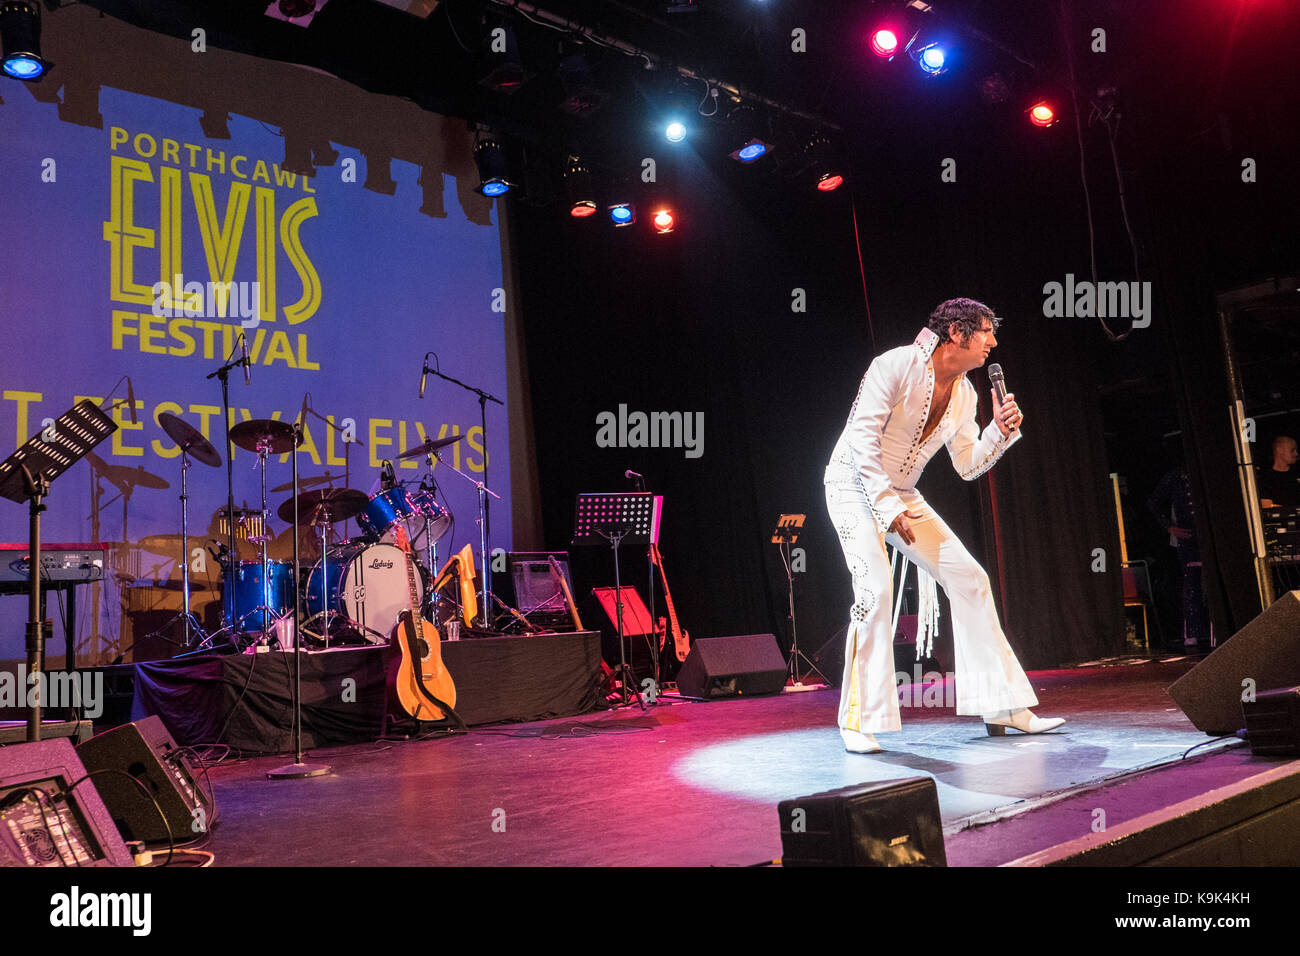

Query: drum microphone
240 333 251 386
418 352 433 399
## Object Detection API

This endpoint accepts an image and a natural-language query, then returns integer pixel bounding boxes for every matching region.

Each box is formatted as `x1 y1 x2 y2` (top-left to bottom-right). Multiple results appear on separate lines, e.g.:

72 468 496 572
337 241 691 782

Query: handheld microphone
240 333 251 386
988 363 1008 405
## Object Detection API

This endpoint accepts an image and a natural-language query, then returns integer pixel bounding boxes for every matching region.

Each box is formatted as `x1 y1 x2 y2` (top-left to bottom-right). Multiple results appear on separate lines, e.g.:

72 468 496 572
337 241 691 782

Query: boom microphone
240 333 251 386
419 358 428 400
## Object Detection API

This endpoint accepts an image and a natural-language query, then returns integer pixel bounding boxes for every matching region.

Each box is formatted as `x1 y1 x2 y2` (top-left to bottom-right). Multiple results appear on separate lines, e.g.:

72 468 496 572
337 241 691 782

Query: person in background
1147 463 1211 650
1257 435 1299 509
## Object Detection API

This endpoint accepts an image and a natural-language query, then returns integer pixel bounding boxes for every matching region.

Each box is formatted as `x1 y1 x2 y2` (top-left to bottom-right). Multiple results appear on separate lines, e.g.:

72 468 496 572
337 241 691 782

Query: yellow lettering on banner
264 331 295 368
369 419 393 467
297 335 319 371
467 425 487 473
139 314 167 354
109 126 128 151
111 401 145 457
272 165 296 189
159 166 195 309
281 197 321 325
255 187 277 324
111 310 138 350
252 160 270 184
103 156 157 306
231 155 247 179
398 421 417 469
326 416 347 466
169 319 196 357
4 390 43 442
190 404 221 441
190 173 251 292
162 139 180 165
195 320 223 358
151 402 185 457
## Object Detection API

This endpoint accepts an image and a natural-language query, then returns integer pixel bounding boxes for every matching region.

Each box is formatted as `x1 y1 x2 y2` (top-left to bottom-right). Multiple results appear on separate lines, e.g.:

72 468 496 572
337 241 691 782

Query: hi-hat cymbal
158 412 222 468
277 488 369 525
271 472 341 493
230 419 300 455
397 434 462 461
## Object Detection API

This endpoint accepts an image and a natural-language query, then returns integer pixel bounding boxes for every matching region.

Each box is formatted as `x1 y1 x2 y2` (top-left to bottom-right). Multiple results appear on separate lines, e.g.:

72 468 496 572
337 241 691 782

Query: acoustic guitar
390 525 457 721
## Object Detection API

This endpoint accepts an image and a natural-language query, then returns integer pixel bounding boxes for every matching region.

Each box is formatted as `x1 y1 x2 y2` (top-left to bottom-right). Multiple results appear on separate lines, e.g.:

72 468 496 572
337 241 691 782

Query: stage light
816 172 844 192
609 203 635 226
915 42 947 75
665 121 687 143
869 28 899 58
1028 101 1058 127
1 1 48 81
652 209 675 233
730 139 770 163
478 22 528 93
564 155 596 217
473 137 514 197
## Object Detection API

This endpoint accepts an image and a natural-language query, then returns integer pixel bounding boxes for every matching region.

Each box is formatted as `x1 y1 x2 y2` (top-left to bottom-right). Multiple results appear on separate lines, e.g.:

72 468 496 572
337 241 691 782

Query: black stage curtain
514 139 1124 670
131 633 604 752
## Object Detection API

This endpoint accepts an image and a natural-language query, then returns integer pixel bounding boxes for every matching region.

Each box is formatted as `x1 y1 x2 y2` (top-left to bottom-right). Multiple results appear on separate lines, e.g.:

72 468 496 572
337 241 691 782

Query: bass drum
304 542 425 643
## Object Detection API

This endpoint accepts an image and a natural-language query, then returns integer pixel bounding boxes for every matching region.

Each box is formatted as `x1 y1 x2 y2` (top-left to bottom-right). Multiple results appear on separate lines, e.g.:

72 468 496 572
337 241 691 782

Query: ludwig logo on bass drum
369 558 394 569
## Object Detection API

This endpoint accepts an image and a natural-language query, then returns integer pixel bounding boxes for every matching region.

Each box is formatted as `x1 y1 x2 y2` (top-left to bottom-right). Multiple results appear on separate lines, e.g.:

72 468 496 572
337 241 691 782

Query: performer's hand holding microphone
988 363 1023 437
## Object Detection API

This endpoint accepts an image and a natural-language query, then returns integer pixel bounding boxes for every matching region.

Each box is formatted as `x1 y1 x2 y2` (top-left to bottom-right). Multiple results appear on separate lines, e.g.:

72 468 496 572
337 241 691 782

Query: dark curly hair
926 298 1001 345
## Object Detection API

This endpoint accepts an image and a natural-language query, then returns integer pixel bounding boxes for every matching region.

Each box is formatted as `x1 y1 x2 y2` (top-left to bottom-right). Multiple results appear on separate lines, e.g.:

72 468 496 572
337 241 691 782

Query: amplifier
0 542 108 583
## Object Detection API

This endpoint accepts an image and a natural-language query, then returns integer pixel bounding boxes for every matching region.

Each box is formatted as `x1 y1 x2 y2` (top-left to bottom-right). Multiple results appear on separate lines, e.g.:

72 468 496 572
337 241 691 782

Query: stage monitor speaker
676 633 787 699
75 714 214 846
0 737 133 867
1168 590 1300 735
778 777 947 867
1242 686 1300 756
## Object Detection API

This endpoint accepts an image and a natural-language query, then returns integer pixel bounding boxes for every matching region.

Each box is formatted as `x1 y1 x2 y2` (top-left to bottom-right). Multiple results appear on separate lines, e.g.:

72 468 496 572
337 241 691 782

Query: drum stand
142 450 208 648
227 440 283 639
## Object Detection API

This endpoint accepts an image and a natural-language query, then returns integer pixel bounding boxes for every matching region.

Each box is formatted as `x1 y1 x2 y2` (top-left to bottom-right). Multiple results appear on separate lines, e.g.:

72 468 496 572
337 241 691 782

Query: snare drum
304 541 424 642
224 560 294 628
358 486 451 546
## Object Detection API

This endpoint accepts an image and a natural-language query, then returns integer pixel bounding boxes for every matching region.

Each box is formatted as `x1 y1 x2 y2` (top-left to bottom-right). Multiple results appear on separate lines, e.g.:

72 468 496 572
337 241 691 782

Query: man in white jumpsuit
823 298 1065 753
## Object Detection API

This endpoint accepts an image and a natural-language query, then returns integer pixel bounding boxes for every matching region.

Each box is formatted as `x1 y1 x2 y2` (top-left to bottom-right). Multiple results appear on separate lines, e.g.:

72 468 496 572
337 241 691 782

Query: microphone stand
206 340 249 628
433 449 501 629
424 366 504 627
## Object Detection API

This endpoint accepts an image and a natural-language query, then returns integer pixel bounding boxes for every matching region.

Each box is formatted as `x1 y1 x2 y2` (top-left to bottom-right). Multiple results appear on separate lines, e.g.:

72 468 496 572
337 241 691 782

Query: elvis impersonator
823 298 1065 753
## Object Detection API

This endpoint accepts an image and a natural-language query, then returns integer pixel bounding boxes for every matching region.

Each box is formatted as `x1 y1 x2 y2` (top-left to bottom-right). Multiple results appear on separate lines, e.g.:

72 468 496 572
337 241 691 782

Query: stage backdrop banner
0 8 512 665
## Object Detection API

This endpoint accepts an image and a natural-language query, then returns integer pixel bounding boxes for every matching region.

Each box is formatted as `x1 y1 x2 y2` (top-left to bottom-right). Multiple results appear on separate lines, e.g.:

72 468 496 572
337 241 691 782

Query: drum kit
148 412 465 652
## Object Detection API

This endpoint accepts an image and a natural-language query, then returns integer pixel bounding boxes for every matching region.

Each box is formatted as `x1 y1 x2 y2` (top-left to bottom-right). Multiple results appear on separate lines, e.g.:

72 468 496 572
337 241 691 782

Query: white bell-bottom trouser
824 472 1038 734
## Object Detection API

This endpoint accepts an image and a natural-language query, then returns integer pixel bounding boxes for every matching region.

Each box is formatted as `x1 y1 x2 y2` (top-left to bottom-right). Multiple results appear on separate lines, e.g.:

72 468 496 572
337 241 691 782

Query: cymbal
277 488 369 525
87 453 170 491
157 412 222 468
270 472 341 493
230 419 300 455
397 434 462 461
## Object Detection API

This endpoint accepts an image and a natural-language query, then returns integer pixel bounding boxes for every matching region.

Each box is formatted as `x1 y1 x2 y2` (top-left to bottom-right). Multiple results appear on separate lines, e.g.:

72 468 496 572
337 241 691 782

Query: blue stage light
1 1 48 82
2 52 42 79
609 204 635 226
665 121 686 143
480 180 510 197
917 44 946 75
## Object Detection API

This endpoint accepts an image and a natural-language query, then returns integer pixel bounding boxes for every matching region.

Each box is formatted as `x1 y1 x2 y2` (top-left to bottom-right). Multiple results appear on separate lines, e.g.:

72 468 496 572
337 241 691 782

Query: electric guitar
649 541 690 662
390 525 457 721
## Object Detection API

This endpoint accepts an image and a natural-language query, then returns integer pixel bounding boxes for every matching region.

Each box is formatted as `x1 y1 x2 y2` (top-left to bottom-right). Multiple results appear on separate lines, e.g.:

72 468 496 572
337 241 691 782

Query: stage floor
195 655 1261 866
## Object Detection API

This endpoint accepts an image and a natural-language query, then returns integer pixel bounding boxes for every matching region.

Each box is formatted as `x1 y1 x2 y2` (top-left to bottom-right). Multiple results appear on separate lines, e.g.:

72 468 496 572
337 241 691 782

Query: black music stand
0 401 117 742
772 514 827 688
572 492 661 709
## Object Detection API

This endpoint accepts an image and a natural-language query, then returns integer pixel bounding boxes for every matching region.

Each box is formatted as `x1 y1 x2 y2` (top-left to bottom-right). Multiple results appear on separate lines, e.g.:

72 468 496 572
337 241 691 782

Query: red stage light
869 28 899 58
570 201 597 217
816 173 844 192
652 209 675 233
1029 102 1057 127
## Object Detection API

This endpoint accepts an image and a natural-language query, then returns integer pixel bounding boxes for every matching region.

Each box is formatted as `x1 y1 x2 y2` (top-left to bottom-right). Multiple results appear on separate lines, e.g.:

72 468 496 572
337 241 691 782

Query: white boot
840 728 883 753
983 708 1066 736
